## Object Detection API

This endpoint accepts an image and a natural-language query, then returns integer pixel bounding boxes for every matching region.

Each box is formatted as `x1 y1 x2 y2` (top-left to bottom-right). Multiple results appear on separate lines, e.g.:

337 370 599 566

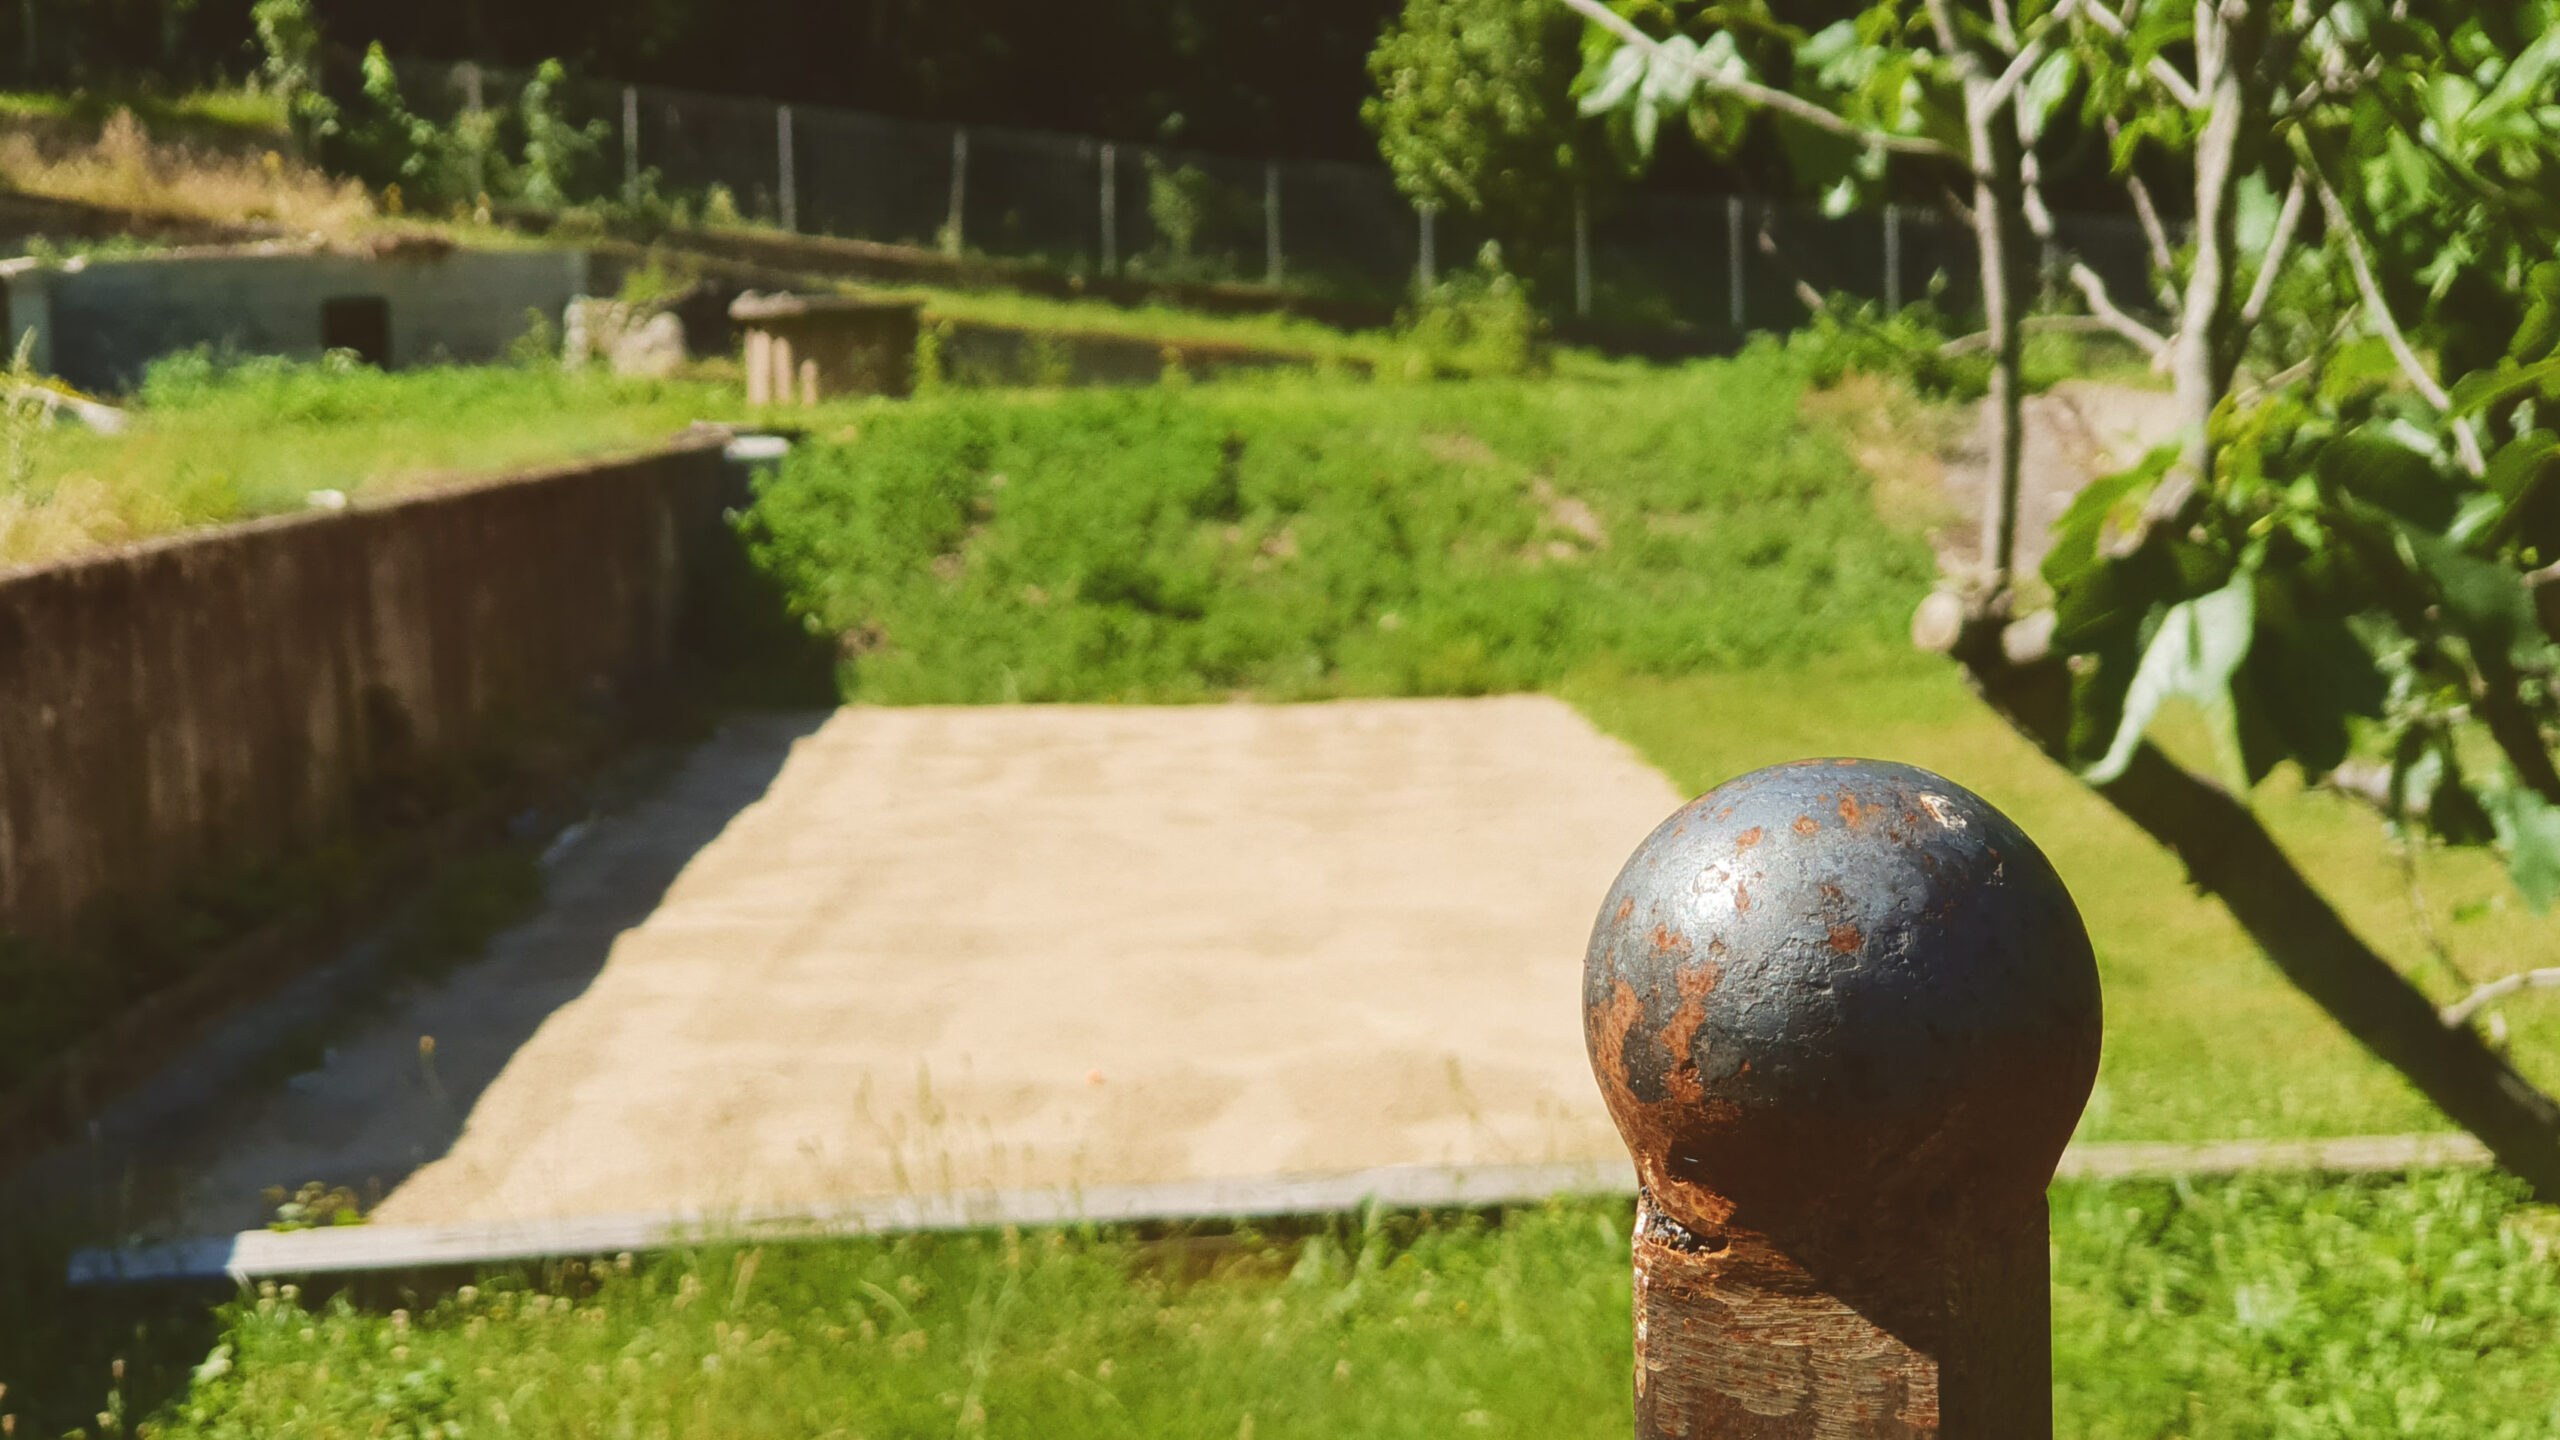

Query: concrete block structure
731 292 920 404
0 241 595 394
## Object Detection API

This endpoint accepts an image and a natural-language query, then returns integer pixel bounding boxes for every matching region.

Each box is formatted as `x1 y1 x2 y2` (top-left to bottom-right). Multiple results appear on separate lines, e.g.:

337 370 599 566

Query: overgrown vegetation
33 1173 2533 1440
746 347 1934 703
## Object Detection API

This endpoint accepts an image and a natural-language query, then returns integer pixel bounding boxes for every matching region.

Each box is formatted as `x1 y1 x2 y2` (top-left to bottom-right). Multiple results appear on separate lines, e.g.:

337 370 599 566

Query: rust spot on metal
1650 923 1692 957
1828 923 1863 954
1595 978 1645 1118
1793 815 1820 837
1658 962 1722 1105
1615 895 1636 924
1837 791 1868 827
1732 882 1750 912
1735 826 1763 851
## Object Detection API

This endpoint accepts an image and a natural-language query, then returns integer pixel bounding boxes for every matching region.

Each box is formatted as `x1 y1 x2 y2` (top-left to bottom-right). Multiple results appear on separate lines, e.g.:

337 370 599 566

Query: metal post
1726 196 1746 334
777 105 797 232
1100 143 1118 276
1884 203 1903 313
946 127 969 257
622 85 641 204
1586 760 2099 1437
1573 187 1593 320
1264 162 1283 288
1417 202 1438 292
458 63 486 198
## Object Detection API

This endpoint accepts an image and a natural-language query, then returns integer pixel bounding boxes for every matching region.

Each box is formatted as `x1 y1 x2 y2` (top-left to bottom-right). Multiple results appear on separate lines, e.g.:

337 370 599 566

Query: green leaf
2397 520 2540 655
2085 575 2256 785
2019 49 2078 144
2316 425 2456 529
2482 779 2560 911
2235 612 2384 779
2483 430 2558 499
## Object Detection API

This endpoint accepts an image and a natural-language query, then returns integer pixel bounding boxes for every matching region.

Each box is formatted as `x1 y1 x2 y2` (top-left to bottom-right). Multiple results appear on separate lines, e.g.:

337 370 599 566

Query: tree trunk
1949 630 2560 1199
1962 72 2028 595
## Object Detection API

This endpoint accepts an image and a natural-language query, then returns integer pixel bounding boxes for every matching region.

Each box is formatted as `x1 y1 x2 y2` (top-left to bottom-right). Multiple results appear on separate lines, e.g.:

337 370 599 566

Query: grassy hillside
747 350 1935 702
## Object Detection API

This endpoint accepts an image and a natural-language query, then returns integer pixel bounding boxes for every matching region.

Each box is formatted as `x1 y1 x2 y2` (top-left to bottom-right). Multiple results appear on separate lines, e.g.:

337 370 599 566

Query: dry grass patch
0 108 374 239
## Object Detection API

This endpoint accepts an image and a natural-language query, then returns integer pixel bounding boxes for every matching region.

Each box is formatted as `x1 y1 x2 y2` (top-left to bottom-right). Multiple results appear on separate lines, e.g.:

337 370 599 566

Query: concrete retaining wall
0 438 730 944
5 244 593 393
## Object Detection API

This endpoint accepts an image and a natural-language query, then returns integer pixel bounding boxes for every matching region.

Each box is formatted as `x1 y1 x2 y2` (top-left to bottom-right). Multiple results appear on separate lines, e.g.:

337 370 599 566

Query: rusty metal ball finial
1586 758 2101 1439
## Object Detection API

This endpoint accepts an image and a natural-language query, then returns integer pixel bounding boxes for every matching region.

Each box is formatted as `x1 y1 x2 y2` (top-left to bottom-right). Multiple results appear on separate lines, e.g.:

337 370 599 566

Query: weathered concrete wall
8 245 592 392
0 438 729 943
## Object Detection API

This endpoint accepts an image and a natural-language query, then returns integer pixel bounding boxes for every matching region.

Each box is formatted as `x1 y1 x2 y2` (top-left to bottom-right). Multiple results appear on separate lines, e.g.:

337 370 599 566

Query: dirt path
159 698 1680 1233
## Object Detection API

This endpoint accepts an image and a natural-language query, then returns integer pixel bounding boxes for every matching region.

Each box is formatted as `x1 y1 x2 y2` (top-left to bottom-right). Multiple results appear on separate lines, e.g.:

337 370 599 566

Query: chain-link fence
386 59 2154 342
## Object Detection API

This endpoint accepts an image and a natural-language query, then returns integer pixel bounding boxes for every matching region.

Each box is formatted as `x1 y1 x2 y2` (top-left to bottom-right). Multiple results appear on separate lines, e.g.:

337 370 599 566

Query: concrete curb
68 1134 2495 1285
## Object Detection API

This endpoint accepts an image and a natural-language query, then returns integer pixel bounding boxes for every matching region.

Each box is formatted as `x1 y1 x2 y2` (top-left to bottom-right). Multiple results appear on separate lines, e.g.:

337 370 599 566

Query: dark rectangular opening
321 295 392 368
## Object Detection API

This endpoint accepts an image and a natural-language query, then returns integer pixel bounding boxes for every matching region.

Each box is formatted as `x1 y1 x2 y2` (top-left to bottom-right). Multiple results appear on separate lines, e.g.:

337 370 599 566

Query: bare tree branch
1940 314 2128 356
2303 156 2489 475
1981 0 2084 113
1559 0 1965 160
2240 170 2307 327
2103 116 2179 281
2072 2 2205 108
2070 261 2170 356
2445 969 2560 1030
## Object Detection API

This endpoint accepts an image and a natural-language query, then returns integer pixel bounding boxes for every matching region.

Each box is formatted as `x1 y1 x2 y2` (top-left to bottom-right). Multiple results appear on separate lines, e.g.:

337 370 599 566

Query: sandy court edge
351 695 1684 1225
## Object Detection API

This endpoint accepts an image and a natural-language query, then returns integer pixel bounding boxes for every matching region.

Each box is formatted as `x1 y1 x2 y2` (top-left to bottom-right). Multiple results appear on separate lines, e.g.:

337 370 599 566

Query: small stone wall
0 438 731 944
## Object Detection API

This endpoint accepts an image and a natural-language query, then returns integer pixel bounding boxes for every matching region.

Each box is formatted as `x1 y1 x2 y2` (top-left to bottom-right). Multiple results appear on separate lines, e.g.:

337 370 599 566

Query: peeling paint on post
1585 759 2101 1437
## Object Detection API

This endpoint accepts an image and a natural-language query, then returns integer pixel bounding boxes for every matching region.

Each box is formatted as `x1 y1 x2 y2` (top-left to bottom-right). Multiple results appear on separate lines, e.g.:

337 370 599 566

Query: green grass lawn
0 356 732 569
97 1172 2556 1440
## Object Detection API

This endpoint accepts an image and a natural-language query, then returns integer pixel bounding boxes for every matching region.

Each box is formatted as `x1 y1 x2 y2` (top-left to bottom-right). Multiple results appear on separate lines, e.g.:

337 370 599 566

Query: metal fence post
622 86 642 204
777 105 797 232
1417 202 1438 292
1726 196 1746 335
1586 759 2100 1437
1099 143 1118 276
457 63 487 198
1885 203 1903 313
946 127 969 257
1573 187 1593 320
1264 162 1283 287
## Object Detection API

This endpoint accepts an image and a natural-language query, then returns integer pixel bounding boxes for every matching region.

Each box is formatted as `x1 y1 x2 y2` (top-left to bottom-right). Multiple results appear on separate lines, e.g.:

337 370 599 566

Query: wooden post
622 85 641 204
1586 760 2100 1437
744 329 772 406
1885 203 1903 313
945 127 969 257
1100 143 1118 276
1417 202 1438 292
777 106 798 232
1726 196 1746 335
1264 162 1283 287
1573 187 1593 320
